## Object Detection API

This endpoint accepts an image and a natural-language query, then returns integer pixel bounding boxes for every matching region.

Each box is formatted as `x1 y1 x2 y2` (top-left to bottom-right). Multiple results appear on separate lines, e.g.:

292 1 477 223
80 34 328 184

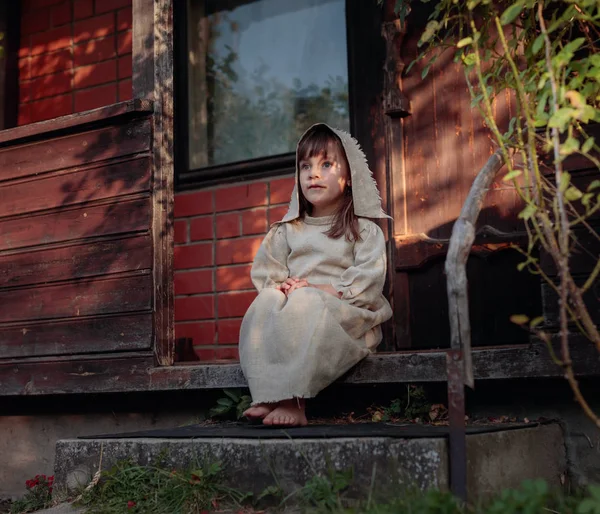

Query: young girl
239 123 392 426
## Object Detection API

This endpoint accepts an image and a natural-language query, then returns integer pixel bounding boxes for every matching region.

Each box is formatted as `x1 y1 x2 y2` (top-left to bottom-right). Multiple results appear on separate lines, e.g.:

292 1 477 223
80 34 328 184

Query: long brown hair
297 125 361 242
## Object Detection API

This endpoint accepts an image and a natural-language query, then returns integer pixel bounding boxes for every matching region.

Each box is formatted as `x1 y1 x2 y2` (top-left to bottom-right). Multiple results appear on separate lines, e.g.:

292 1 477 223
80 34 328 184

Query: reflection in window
187 0 349 169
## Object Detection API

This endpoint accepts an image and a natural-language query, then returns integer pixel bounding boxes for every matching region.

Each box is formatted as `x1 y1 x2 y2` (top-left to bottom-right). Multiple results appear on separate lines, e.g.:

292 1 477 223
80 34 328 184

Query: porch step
54 423 566 502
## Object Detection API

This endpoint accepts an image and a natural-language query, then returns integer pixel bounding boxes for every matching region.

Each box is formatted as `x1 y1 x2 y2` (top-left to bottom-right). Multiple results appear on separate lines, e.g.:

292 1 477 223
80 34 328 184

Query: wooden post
132 0 175 366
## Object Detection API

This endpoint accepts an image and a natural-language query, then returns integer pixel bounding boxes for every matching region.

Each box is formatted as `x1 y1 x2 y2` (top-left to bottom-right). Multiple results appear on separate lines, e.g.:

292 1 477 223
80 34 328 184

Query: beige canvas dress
239 124 393 405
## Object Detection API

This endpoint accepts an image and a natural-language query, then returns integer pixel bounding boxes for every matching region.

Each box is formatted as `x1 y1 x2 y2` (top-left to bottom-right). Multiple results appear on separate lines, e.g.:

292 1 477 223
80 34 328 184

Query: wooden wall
0 103 156 362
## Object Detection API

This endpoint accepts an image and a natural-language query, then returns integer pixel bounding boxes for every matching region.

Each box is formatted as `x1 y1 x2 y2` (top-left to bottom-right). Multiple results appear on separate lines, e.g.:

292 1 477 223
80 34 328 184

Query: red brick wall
18 0 132 125
174 176 295 362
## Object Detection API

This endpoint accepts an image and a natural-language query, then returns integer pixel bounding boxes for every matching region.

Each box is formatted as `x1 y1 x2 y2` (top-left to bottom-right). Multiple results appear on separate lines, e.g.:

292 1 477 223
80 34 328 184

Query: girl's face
299 144 350 217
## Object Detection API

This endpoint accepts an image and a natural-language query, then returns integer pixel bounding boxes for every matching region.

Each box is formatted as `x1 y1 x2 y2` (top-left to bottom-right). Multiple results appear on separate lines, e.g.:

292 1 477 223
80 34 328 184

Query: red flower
127 500 136 509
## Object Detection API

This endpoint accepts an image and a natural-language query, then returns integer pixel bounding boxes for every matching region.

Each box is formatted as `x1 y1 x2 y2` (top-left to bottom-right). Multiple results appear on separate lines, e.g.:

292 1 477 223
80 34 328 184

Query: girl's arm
250 224 290 292
331 221 387 309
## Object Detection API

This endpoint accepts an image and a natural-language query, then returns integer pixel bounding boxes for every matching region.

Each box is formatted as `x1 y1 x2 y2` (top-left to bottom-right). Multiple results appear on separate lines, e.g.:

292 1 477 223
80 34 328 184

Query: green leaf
563 37 586 56
418 20 440 46
500 2 524 25
503 169 522 181
560 137 580 156
582 193 594 207
457 37 473 48
531 34 544 55
462 53 476 67
518 203 536 220
530 316 545 329
422 64 432 79
510 314 529 325
559 171 571 192
217 398 233 407
565 186 583 201
588 180 600 191
548 108 575 132
581 137 595 154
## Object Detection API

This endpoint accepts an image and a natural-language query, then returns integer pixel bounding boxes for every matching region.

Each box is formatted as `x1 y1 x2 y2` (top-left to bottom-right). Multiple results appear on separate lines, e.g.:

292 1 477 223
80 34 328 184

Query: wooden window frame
173 0 384 190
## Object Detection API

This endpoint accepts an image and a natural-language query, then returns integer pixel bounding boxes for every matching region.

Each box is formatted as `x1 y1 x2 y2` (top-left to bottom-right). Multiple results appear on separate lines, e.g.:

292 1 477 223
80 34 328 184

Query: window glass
187 0 349 168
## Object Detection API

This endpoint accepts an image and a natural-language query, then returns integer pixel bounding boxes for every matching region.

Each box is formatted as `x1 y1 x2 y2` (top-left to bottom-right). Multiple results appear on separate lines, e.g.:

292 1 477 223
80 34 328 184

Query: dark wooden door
387 2 541 350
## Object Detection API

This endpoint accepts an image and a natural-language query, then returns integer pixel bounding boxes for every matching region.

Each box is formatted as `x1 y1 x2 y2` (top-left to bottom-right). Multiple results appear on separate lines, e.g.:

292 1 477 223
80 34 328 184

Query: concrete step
53 423 565 502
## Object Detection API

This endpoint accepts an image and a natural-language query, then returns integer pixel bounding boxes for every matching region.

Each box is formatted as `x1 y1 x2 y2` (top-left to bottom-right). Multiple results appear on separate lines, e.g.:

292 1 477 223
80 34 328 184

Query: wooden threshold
0 338 598 396
0 100 154 146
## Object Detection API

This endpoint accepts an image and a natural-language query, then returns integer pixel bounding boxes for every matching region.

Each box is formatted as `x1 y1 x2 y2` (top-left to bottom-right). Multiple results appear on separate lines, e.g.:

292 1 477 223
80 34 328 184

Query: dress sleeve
250 223 290 292
331 221 387 309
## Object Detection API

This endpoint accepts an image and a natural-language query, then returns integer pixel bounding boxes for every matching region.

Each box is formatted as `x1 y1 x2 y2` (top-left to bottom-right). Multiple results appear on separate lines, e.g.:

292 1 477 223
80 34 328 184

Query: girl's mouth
308 185 325 189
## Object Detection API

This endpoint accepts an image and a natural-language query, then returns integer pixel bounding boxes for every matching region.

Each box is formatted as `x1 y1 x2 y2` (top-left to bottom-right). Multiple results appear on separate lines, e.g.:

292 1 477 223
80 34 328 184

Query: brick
117 30 132 55
52 1 73 26
19 38 31 58
95 0 131 14
74 0 94 20
74 60 117 88
242 208 267 235
175 321 216 346
175 296 214 321
174 243 213 270
30 70 72 100
20 81 32 103
270 176 295 204
215 347 239 361
18 104 32 126
175 190 213 217
174 269 213 295
215 183 267 212
194 348 216 362
190 216 213 241
31 25 72 56
30 49 72 78
174 220 187 244
216 213 240 239
216 237 262 265
217 319 242 345
21 9 51 35
30 93 72 122
268 205 288 224
74 13 115 43
24 0 64 9
74 83 117 111
117 53 132 78
74 36 116 67
216 265 253 292
218 291 256 318
19 58 31 81
117 7 132 31
118 79 132 101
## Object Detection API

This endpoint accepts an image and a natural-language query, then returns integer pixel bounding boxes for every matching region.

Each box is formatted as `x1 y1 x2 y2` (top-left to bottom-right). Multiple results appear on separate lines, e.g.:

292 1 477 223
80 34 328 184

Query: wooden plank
0 100 153 146
0 118 152 183
0 313 153 359
542 276 599 328
0 355 155 395
1 340 598 396
0 273 152 323
0 235 151 289
0 197 150 252
0 157 151 218
133 0 155 100
152 0 175 366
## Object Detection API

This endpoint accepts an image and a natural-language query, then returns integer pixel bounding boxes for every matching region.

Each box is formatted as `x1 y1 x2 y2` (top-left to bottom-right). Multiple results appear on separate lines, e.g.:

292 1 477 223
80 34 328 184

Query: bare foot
263 399 308 427
243 403 275 421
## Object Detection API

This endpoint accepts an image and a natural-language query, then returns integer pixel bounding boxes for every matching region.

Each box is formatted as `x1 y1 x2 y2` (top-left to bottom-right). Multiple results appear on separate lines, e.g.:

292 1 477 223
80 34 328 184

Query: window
177 0 350 184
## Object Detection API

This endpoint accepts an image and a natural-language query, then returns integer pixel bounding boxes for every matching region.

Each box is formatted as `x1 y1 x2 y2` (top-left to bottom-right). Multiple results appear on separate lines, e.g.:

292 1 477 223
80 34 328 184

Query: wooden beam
132 0 155 100
1 339 598 396
0 100 153 146
152 0 175 365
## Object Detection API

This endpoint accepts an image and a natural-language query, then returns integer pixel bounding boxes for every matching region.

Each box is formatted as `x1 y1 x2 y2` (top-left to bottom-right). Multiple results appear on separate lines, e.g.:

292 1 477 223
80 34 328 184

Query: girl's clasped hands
276 277 341 298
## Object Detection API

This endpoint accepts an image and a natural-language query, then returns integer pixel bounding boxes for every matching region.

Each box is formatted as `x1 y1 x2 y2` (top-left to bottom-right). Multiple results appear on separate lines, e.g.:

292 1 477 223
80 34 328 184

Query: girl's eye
322 161 332 169
300 163 310 171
